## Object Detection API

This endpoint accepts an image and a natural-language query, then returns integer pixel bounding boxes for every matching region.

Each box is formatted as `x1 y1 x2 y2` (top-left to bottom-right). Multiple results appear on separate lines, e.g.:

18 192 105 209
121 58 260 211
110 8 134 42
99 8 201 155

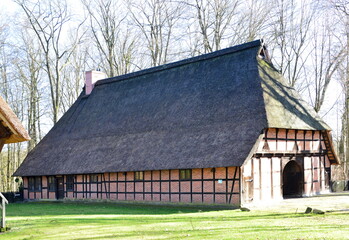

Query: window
35 176 42 191
179 169 192 180
134 171 144 181
66 175 74 191
28 176 42 192
90 174 98 183
28 177 35 192
48 176 56 192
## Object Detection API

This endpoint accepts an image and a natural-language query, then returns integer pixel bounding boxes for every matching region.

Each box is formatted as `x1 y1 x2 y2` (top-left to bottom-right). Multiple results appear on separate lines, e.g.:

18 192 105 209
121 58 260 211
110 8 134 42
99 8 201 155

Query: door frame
282 160 304 197
56 176 64 200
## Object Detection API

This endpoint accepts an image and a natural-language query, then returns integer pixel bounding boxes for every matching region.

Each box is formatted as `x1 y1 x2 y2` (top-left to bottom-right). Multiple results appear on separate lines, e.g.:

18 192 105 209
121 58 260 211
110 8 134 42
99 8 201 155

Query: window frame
179 169 192 180
48 176 56 192
28 176 42 192
90 174 98 183
134 171 144 181
66 175 74 191
28 177 35 192
34 176 42 191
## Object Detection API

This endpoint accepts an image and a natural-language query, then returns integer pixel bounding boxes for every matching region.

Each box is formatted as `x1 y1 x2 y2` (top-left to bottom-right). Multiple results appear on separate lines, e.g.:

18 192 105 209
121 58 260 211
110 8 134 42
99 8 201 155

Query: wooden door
282 161 303 197
56 177 64 199
244 176 253 203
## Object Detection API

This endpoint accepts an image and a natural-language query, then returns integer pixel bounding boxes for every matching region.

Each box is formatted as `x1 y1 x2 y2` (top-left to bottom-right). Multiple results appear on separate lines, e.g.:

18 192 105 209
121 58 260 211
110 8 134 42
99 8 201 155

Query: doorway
56 177 64 199
283 161 303 198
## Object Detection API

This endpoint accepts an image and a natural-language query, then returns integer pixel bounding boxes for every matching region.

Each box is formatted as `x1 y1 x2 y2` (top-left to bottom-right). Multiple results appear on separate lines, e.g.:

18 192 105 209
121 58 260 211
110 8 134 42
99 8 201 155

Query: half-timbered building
14 40 338 206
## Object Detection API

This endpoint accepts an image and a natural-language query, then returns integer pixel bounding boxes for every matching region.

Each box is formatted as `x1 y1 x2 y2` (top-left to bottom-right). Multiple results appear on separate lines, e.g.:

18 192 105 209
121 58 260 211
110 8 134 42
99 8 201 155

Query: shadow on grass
42 212 313 224
7 201 327 222
7 201 237 217
17 216 336 240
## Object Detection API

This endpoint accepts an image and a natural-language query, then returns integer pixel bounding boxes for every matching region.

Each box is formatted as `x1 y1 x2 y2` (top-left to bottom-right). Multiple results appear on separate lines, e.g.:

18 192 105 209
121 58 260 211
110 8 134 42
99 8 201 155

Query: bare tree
238 0 271 43
15 29 43 151
0 18 11 190
128 0 184 66
269 0 314 88
61 42 88 112
4 83 26 191
15 0 83 124
330 0 349 180
188 0 239 54
0 15 15 191
0 18 28 191
310 24 345 113
82 0 137 77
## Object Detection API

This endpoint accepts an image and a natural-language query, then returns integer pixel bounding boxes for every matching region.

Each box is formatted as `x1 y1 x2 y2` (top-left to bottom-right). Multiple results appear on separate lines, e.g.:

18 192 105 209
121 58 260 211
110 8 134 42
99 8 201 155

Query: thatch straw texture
0 96 30 143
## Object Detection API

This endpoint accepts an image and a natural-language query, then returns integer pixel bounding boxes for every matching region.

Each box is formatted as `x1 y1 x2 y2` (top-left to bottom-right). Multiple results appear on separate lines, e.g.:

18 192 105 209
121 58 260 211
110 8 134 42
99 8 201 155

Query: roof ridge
96 39 263 87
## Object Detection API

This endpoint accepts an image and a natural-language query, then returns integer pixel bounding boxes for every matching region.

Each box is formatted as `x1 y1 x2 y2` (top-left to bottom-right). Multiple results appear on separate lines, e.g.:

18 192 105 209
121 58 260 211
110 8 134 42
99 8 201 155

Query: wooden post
2 198 5 228
0 192 8 229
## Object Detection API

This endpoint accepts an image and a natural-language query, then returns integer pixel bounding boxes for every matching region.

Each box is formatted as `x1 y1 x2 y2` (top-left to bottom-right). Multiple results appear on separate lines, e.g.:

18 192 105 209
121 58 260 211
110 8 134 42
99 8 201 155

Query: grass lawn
1 200 348 240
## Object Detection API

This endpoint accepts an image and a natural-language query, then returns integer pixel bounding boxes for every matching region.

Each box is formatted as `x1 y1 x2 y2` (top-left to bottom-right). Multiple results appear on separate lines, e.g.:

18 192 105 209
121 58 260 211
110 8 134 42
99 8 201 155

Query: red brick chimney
85 70 107 95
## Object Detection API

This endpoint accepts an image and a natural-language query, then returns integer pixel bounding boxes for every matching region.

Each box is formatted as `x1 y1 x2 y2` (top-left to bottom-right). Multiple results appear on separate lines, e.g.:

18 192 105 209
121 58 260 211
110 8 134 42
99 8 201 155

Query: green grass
1 201 348 240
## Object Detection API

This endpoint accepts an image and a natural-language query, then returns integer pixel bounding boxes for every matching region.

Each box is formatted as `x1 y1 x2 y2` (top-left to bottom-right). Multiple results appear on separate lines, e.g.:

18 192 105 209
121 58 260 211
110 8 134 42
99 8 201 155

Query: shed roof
0 96 30 144
14 40 333 176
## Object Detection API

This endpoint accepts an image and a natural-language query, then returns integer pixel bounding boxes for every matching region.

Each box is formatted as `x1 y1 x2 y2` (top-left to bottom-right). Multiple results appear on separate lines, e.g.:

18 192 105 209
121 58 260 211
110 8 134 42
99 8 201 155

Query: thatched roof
14 40 334 177
0 96 30 144
258 60 329 130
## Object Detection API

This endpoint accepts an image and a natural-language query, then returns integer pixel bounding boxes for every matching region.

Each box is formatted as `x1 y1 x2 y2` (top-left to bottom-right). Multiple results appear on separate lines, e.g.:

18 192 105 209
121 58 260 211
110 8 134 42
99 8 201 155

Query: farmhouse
14 40 338 206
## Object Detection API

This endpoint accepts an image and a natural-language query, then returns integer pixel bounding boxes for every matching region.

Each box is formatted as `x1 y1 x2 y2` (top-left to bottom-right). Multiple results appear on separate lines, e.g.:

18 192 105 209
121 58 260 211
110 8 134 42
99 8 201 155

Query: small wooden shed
14 40 338 206
0 96 30 228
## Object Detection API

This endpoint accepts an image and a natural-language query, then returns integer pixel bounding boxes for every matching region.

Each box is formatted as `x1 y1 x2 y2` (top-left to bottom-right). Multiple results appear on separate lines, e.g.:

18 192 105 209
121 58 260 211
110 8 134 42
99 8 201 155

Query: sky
0 0 17 11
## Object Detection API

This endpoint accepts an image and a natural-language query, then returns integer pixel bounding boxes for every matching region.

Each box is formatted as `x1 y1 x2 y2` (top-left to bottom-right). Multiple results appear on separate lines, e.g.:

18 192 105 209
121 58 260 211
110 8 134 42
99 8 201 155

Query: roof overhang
0 96 30 144
242 128 340 166
322 130 340 165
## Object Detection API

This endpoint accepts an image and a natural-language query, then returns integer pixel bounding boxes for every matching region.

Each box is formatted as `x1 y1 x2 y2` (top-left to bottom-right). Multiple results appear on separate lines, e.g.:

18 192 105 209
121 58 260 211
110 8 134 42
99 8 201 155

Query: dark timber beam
0 121 11 140
0 139 5 153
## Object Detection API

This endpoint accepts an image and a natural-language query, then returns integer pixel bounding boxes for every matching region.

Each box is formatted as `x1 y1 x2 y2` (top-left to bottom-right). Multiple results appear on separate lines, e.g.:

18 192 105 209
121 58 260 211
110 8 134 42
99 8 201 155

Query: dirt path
247 192 349 212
